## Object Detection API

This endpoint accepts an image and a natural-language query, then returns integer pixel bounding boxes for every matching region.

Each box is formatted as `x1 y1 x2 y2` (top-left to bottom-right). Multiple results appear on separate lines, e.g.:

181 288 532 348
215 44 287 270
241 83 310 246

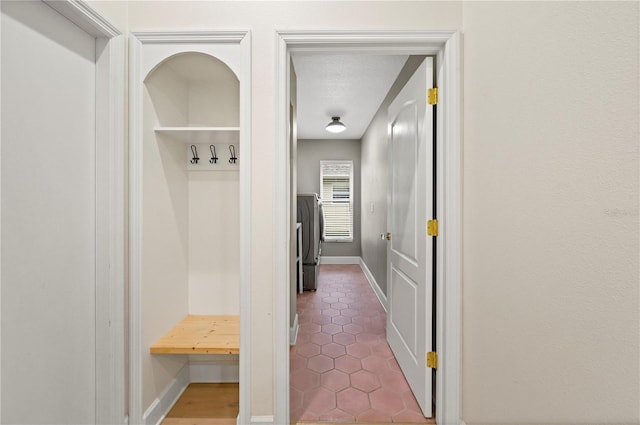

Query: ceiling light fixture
325 116 346 134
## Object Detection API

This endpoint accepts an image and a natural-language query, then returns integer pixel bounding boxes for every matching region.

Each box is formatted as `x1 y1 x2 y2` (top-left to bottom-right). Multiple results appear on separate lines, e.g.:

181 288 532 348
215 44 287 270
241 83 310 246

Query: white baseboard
289 313 299 345
320 256 360 264
250 416 274 424
189 355 240 383
359 258 388 312
143 364 189 425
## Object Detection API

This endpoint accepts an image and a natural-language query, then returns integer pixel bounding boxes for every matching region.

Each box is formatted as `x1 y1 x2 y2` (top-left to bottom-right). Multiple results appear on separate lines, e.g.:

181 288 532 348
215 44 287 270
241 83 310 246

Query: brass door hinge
427 219 438 237
427 351 438 369
428 88 438 105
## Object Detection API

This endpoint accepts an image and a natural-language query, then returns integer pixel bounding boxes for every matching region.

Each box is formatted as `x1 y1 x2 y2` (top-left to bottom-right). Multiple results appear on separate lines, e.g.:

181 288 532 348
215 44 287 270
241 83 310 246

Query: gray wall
297 139 361 257
360 56 425 295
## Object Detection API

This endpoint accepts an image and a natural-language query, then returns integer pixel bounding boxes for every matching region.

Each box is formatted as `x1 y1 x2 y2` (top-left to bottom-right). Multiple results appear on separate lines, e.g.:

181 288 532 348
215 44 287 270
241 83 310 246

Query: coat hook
190 145 200 164
209 145 218 164
229 145 237 164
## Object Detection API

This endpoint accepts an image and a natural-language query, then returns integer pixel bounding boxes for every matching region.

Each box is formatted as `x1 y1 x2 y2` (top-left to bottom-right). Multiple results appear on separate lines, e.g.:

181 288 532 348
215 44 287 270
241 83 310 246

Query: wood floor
161 383 239 425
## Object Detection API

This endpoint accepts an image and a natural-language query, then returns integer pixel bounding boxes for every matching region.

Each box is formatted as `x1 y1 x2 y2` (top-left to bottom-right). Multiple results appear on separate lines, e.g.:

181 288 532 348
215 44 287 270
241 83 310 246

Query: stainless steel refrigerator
297 193 324 291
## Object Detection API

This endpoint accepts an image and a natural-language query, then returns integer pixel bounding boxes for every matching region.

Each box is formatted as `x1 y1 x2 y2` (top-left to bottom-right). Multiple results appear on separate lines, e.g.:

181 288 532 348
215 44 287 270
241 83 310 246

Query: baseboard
359 258 388 312
189 355 240 383
320 256 360 264
250 416 274 424
289 313 299 345
143 364 190 425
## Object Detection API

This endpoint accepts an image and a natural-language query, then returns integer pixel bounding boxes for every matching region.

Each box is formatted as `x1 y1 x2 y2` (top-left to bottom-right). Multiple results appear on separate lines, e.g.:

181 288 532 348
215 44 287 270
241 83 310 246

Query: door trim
274 30 462 425
0 1 125 423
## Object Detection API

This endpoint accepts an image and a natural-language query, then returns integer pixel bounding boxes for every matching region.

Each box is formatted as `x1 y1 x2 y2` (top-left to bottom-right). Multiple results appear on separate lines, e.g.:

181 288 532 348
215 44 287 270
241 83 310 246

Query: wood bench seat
150 315 239 355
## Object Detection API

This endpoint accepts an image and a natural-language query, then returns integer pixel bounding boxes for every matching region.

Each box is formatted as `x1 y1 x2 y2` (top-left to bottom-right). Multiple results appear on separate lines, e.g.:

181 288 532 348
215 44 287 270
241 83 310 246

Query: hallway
290 264 432 423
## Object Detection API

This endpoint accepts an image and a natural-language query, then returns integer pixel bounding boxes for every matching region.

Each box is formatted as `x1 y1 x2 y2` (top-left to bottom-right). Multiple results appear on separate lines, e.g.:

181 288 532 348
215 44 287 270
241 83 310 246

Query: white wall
126 2 462 415
297 139 362 257
142 72 190 410
462 2 639 423
80 1 639 423
188 171 240 315
1 2 98 422
85 0 128 34
187 60 241 315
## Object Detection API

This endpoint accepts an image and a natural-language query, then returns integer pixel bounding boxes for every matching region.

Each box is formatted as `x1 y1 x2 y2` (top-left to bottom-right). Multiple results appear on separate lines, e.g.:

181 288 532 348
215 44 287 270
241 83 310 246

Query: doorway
290 52 434 422
272 31 463 425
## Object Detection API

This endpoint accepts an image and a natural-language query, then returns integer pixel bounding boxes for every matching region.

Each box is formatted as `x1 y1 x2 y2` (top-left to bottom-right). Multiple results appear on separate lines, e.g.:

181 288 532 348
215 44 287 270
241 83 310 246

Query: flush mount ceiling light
325 116 347 134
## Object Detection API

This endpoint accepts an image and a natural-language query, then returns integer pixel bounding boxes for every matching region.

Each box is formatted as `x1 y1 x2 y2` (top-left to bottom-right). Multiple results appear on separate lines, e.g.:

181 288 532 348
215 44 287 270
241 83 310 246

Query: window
320 160 353 242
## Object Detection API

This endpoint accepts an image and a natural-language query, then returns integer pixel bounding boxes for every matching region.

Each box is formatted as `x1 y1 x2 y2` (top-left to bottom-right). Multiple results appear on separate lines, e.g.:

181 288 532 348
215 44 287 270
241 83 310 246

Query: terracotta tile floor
290 264 431 423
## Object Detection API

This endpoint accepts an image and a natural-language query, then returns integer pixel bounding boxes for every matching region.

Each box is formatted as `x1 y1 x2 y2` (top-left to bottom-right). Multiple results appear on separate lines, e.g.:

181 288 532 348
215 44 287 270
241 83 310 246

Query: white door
386 57 434 417
1 1 97 423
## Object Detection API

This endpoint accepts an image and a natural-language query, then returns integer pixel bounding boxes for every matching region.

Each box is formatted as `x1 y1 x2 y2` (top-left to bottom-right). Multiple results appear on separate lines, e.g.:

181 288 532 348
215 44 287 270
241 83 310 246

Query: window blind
320 161 353 241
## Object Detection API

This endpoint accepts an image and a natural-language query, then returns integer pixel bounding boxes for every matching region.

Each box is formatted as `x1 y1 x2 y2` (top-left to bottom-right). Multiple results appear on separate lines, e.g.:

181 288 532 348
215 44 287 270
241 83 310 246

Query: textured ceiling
292 54 409 140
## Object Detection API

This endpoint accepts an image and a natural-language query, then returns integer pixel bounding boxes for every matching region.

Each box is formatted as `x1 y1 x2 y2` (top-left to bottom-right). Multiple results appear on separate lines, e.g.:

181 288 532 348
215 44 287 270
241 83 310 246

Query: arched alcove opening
141 50 241 422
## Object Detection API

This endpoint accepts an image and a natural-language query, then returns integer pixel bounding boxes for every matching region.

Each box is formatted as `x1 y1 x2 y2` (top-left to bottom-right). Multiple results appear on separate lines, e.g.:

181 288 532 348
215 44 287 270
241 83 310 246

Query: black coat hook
190 145 200 164
229 145 237 164
209 145 218 164
191 145 200 164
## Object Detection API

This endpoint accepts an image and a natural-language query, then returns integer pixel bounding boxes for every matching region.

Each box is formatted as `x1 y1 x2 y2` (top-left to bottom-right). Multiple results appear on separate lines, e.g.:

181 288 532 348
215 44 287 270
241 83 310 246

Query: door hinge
427 219 438 237
427 351 438 369
428 88 438 105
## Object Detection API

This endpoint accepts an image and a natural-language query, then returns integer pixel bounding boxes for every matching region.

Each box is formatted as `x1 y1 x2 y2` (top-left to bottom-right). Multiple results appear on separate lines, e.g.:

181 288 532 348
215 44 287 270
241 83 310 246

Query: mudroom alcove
129 32 251 425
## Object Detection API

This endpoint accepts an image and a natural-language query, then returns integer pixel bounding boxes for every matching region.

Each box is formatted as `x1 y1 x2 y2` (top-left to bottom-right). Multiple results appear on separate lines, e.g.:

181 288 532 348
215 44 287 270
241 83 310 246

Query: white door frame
274 30 462 425
0 1 126 423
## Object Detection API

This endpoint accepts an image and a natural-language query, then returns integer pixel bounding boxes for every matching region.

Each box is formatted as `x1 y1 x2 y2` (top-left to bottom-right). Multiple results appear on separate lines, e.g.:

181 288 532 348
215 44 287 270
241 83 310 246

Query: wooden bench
150 315 239 355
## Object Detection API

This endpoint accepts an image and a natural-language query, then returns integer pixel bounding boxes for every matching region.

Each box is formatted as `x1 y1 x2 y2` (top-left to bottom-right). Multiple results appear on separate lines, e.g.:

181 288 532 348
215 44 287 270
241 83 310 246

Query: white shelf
155 127 240 144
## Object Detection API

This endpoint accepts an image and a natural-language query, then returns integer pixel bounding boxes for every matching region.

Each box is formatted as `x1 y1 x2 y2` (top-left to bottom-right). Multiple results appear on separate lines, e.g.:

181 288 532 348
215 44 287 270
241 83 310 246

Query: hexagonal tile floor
290 264 433 423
